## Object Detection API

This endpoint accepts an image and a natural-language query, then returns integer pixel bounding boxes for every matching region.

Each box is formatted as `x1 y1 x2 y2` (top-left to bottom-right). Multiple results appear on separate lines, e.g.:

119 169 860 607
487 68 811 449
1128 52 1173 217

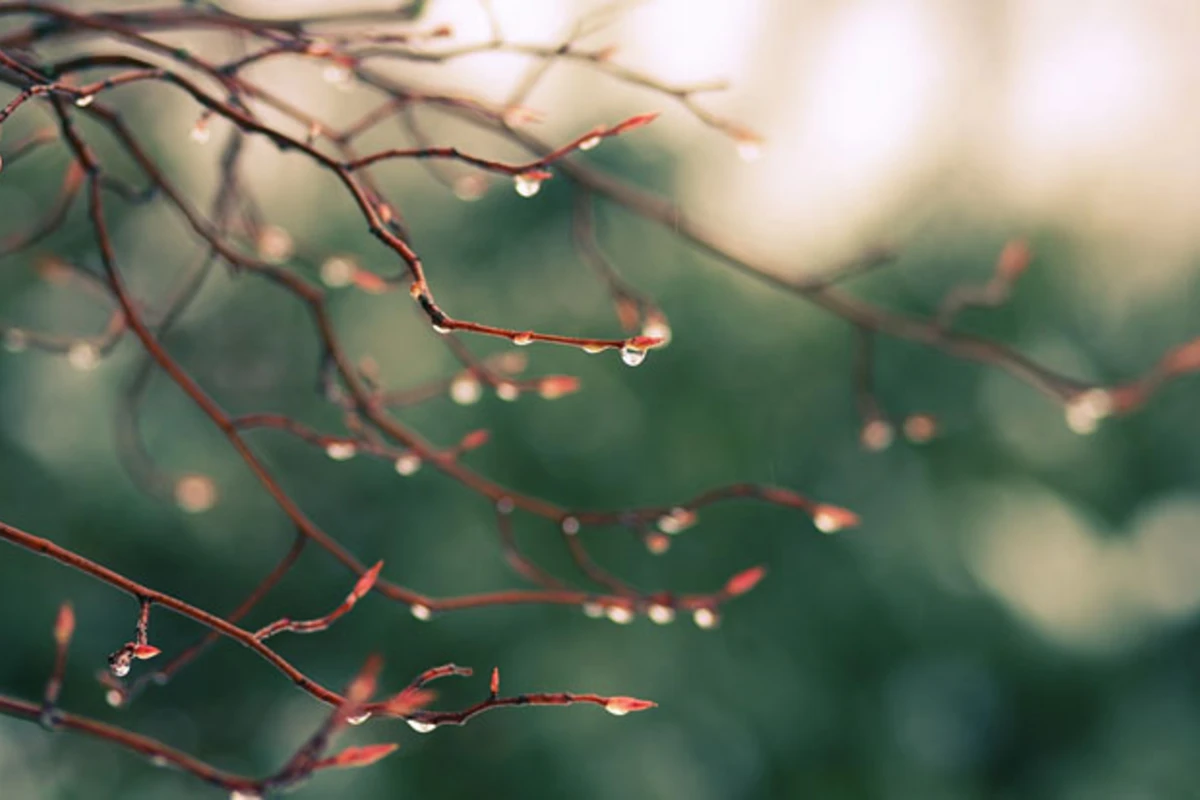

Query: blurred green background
4 2 1200 799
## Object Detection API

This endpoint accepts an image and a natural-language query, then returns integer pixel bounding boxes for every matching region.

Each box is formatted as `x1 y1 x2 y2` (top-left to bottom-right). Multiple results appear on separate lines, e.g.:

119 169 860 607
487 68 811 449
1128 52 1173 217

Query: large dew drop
619 344 647 367
513 173 543 198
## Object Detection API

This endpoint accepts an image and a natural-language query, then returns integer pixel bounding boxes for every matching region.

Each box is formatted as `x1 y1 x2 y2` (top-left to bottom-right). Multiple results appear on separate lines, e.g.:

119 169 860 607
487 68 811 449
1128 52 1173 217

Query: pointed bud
350 561 384 602
351 269 389 294
381 688 435 717
490 667 500 696
724 565 767 597
604 696 657 716
1164 336 1200 374
537 375 581 400
995 239 1031 282
317 743 400 770
54 602 75 646
132 644 161 660
611 112 660 135
459 429 490 451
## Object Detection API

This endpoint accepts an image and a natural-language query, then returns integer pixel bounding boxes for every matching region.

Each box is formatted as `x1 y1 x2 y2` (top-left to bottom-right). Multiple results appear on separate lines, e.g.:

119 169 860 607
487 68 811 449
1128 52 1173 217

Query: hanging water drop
449 374 483 405
406 718 437 734
1065 388 1113 435
346 712 372 726
512 331 534 346
860 419 894 452
582 343 605 354
325 442 357 461
410 603 432 621
619 344 646 367
190 119 210 144
394 452 422 476
431 322 451 334
495 382 519 402
692 607 719 629
560 516 580 535
104 689 123 707
579 135 602 151
67 342 99 371
605 605 634 625
75 94 95 108
647 604 675 625
582 602 605 618
513 173 542 198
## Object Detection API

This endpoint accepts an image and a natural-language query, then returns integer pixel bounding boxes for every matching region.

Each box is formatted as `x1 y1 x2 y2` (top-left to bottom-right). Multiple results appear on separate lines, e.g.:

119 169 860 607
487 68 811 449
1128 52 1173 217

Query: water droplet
647 604 675 625
496 496 515 514
431 322 451 334
692 607 719 629
406 718 437 733
453 175 488 201
230 791 262 800
1065 389 1113 435
513 173 542 198
619 344 646 367
256 225 293 264
104 689 123 707
3 329 28 353
813 508 846 534
323 64 350 85
111 661 130 678
605 700 630 716
860 419 894 452
512 331 534 346
174 474 217 514
736 141 761 162
582 602 605 618
410 603 432 621
560 516 580 535
495 382 519 402
394 452 422 476
75 94 95 108
656 508 696 535
346 712 372 726
67 342 99 371
449 374 482 405
582 343 606 354
320 256 357 288
150 755 169 768
606 605 634 625
579 135 602 151
190 120 210 144
325 442 357 461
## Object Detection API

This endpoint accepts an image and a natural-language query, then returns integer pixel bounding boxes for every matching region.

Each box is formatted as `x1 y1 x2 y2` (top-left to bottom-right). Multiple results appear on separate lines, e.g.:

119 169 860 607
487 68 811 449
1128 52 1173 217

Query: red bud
54 602 75 646
724 565 767 597
604 696 657 716
317 743 400 770
611 112 660 135
490 667 500 696
459 429 490 451
131 644 161 660
350 561 384 602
